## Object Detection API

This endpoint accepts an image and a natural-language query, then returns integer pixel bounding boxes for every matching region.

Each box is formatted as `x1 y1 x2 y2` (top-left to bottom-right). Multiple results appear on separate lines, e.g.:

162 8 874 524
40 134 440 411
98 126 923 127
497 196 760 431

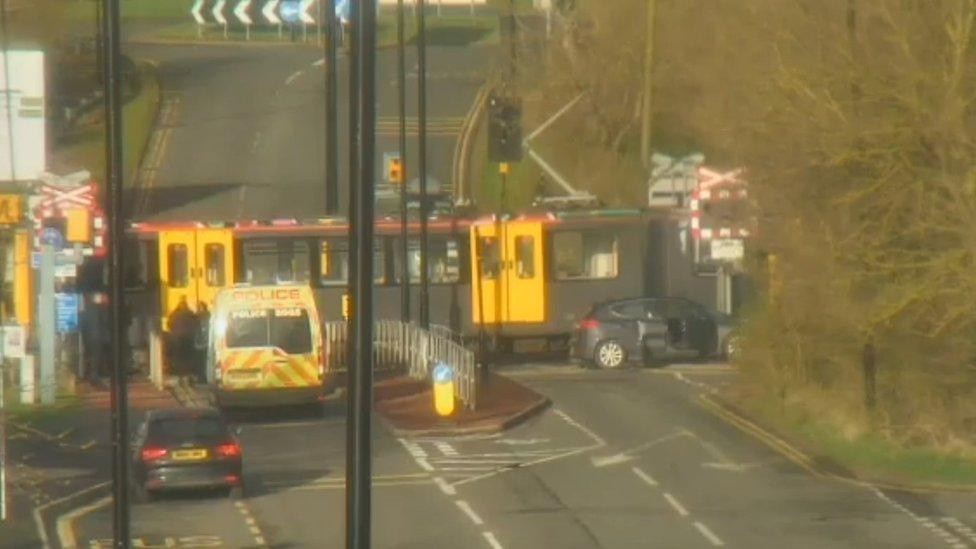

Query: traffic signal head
389 158 403 184
488 92 523 163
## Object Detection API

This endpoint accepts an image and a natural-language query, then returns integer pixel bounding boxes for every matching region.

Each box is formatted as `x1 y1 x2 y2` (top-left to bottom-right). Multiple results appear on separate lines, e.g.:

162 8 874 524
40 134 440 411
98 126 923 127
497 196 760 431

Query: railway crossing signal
488 91 523 163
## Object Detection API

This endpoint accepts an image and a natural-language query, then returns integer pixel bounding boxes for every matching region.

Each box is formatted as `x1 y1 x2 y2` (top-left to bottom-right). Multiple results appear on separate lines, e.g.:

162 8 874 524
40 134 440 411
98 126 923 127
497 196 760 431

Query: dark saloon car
131 408 243 501
570 297 736 369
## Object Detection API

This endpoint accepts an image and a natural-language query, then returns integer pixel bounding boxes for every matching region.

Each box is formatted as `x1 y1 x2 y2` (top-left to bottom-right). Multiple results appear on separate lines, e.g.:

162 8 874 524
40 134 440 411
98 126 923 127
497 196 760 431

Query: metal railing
323 320 478 409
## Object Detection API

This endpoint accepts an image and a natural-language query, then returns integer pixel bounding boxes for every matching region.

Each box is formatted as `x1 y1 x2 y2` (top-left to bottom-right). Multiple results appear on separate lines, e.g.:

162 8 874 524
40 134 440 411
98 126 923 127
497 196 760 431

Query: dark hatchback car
570 297 736 369
131 408 243 501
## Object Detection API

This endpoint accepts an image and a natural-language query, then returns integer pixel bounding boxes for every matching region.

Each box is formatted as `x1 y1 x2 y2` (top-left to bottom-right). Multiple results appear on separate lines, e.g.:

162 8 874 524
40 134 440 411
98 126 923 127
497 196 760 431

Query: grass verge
475 158 540 213
55 60 161 185
729 386 976 488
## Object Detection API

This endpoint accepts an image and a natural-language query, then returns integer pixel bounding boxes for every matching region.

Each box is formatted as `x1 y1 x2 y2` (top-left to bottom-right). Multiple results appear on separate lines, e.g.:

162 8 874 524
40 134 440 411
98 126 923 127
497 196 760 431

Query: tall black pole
397 0 410 322
417 0 430 329
324 0 339 214
343 0 360 542
102 0 129 546
347 0 376 545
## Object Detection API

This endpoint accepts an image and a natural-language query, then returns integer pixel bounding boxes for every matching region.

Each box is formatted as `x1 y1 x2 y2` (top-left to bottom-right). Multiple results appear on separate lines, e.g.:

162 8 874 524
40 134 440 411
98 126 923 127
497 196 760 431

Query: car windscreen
226 308 312 354
149 417 226 444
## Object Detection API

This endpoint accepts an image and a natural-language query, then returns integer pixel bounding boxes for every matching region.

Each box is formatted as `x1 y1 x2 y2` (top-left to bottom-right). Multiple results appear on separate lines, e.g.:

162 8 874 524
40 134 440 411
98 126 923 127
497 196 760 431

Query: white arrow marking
213 0 227 24
299 0 315 23
262 0 280 24
191 0 206 24
234 0 252 24
496 438 549 446
590 430 690 468
701 461 765 473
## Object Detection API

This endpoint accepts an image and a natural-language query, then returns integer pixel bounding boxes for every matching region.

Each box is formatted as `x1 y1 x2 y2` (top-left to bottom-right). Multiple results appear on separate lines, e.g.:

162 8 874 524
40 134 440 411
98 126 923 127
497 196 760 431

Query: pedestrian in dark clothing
167 297 196 378
194 302 211 383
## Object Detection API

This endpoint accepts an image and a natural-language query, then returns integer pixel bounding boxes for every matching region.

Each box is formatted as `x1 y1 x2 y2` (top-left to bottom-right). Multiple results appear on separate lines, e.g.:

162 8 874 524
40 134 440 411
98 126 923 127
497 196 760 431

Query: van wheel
594 340 626 369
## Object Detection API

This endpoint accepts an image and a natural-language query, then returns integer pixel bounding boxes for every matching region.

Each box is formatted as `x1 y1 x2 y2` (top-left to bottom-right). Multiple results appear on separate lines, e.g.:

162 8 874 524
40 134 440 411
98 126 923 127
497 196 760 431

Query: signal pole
417 0 430 329
324 0 339 214
346 0 376 545
397 0 410 322
101 0 131 545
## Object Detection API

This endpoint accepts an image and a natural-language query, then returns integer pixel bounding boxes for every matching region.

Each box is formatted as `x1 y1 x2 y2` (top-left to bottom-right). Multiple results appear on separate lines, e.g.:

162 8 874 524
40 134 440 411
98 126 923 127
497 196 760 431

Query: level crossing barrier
323 320 478 409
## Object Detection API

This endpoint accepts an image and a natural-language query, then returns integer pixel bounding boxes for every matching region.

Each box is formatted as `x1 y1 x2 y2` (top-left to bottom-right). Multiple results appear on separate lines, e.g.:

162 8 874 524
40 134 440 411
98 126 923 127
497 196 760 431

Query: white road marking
434 476 457 496
455 500 484 525
662 492 689 517
694 521 725 546
483 531 504 549
35 480 110 549
432 459 521 465
250 131 263 152
56 495 111 549
591 430 689 467
285 70 303 85
435 441 460 457
416 458 434 471
631 466 658 487
313 58 325 67
552 409 606 446
234 500 269 547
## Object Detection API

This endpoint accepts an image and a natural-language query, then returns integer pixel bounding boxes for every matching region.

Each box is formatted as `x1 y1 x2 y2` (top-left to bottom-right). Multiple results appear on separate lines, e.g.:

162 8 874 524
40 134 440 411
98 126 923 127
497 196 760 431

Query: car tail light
215 442 242 458
141 447 168 462
579 318 600 330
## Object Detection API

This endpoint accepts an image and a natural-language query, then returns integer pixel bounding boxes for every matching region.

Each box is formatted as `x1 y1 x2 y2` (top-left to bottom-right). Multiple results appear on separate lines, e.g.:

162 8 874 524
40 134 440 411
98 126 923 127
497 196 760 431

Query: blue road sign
56 293 79 334
280 0 301 23
40 227 65 250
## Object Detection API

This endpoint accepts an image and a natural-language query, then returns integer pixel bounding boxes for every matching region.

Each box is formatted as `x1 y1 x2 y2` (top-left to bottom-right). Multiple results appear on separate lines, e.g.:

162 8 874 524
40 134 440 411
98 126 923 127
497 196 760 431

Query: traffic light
488 91 523 162
388 157 403 184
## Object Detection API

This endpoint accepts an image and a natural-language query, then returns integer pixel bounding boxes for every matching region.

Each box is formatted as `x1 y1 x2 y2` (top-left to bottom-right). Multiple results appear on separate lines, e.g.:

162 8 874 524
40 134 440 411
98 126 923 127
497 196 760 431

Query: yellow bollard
432 362 456 417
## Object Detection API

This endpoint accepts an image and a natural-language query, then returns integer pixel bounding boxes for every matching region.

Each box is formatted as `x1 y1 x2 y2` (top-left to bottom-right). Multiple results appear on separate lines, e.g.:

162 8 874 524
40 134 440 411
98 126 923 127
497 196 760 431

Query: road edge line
33 481 111 549
56 495 111 549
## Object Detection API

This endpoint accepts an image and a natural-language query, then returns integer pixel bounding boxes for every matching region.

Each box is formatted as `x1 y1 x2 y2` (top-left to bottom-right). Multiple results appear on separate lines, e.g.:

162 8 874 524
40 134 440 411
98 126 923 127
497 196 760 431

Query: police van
207 285 328 408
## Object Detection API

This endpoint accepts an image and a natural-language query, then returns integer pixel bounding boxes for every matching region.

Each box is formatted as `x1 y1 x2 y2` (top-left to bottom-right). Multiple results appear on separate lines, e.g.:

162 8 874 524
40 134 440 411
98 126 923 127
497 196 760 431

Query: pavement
52 362 976 548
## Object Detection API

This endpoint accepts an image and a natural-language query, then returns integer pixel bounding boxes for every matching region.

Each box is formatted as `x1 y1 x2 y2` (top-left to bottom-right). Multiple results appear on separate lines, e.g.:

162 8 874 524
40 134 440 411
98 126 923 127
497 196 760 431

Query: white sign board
0 325 26 359
0 51 45 182
710 239 745 261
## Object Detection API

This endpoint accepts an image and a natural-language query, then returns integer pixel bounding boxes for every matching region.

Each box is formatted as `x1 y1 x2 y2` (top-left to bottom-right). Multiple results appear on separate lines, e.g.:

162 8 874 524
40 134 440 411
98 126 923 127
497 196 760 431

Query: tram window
123 239 149 289
167 244 189 288
397 238 460 284
552 231 619 280
479 237 501 280
320 240 349 285
204 243 225 286
243 240 310 284
515 236 535 279
320 240 386 285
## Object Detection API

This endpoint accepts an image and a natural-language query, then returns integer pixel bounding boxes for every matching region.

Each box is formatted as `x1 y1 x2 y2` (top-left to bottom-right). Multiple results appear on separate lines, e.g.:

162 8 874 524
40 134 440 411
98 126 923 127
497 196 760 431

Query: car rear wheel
594 340 627 369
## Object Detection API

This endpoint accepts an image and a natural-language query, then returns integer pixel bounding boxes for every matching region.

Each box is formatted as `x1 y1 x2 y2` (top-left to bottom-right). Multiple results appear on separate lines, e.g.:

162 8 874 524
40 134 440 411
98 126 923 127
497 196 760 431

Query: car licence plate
228 370 263 383
172 449 208 461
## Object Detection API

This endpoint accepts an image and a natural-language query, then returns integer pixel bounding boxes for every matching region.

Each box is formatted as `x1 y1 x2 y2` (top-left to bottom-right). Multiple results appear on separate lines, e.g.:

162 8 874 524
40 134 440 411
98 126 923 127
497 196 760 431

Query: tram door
504 221 546 323
471 223 501 325
158 229 234 329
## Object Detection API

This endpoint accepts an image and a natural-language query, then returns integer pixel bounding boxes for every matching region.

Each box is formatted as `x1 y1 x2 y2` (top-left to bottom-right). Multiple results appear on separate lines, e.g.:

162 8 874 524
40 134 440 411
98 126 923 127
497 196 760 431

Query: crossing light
65 208 92 243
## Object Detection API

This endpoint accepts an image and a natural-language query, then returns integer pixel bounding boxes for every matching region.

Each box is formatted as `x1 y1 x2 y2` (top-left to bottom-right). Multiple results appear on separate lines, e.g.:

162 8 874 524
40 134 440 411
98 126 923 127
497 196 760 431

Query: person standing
166 297 195 378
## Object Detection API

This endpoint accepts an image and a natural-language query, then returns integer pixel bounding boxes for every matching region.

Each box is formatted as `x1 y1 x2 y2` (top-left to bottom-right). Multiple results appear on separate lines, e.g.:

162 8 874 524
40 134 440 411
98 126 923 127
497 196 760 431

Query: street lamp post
417 0 430 329
397 0 410 323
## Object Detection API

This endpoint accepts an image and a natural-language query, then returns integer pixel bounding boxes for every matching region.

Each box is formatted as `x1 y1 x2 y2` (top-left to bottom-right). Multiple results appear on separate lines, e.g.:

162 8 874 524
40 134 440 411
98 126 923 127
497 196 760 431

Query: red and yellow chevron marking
219 348 320 391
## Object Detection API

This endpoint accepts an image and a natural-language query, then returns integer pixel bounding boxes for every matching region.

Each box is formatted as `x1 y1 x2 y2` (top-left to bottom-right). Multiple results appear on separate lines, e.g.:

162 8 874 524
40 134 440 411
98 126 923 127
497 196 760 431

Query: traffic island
375 372 551 437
